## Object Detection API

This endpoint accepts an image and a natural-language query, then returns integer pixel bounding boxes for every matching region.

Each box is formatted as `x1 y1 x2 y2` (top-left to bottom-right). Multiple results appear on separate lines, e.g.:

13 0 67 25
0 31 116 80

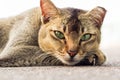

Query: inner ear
86 6 107 29
40 0 59 23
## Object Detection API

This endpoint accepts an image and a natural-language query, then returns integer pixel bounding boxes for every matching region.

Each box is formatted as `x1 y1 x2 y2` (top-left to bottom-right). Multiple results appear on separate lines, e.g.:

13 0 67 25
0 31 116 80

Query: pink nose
67 50 78 58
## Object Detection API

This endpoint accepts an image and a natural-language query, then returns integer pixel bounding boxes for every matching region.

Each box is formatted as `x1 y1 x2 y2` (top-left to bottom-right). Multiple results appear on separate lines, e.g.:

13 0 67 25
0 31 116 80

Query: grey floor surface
0 46 120 80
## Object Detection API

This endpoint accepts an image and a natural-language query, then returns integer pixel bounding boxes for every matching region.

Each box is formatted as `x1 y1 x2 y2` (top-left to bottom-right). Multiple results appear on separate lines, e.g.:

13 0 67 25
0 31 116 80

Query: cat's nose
67 50 78 58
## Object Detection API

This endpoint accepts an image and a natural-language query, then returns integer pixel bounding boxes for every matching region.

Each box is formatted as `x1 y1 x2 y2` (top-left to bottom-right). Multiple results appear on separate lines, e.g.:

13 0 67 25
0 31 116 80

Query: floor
0 46 120 80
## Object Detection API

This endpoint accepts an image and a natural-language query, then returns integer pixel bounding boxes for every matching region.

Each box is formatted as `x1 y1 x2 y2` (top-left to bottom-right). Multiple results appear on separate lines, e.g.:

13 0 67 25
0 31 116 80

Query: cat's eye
54 31 65 39
81 34 91 41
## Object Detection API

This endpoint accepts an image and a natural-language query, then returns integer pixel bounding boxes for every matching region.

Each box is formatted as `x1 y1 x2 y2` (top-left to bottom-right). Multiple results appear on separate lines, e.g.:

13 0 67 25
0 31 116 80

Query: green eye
54 31 65 39
81 34 91 41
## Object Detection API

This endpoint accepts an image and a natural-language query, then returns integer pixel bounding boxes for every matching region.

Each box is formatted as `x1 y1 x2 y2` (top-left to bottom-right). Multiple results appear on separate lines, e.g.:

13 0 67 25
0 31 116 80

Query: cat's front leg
85 50 106 66
0 46 40 67
76 50 106 66
0 46 63 67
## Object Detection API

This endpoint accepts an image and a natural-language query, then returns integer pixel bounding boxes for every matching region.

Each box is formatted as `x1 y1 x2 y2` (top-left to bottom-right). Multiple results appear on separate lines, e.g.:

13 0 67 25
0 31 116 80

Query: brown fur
0 0 106 66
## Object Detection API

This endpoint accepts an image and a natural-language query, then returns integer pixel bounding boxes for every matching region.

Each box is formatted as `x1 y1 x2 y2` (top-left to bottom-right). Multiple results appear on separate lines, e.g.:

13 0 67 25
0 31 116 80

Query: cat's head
38 0 106 65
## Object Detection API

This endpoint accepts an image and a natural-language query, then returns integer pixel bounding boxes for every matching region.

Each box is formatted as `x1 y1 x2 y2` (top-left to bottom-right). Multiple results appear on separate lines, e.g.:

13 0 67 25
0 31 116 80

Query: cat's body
0 0 106 66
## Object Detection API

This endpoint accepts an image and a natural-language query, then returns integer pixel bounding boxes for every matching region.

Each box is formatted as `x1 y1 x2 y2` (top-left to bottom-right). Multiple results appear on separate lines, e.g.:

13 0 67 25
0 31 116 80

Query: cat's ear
86 6 106 29
40 0 59 23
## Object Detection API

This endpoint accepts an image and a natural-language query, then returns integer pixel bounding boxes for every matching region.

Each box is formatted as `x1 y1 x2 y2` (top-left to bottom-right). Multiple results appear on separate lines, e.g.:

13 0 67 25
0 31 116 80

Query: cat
0 0 106 66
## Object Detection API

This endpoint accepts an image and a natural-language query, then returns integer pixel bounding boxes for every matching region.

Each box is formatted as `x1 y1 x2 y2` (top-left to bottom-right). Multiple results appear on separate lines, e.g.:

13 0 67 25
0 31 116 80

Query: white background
0 0 119 49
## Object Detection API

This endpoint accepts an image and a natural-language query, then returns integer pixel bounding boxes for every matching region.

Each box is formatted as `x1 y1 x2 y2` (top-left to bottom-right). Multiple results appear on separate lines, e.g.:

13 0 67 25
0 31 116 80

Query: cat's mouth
57 54 84 65
53 51 85 65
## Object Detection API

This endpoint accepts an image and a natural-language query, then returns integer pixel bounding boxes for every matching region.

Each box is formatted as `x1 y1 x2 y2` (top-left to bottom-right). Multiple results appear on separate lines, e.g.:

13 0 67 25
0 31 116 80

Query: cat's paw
86 54 98 66
34 50 64 66
83 51 106 66
75 52 106 66
75 54 98 66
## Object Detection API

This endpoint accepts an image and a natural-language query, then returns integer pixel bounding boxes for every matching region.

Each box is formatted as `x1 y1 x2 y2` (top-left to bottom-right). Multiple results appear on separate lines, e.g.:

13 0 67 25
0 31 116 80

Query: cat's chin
62 60 80 66
58 57 81 66
59 60 79 66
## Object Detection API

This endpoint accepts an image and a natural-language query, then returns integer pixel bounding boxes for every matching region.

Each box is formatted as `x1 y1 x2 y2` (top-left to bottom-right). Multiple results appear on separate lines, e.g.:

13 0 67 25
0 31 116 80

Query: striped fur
0 0 106 66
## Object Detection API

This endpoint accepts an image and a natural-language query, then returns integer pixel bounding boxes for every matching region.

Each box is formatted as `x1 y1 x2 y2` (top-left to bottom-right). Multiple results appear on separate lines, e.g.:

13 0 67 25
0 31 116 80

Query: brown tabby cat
0 0 106 66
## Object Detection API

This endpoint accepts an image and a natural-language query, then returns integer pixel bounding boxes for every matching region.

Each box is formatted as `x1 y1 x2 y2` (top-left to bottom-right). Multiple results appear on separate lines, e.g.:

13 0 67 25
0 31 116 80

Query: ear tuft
87 6 107 29
40 0 58 23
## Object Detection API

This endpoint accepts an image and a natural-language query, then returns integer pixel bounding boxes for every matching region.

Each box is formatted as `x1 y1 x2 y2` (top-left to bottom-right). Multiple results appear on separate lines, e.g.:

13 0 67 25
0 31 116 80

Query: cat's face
38 0 106 65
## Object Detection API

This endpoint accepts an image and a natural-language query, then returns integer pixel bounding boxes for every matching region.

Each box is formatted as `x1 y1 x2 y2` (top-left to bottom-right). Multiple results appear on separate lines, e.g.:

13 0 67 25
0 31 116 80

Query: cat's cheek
86 42 99 51
81 39 99 52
